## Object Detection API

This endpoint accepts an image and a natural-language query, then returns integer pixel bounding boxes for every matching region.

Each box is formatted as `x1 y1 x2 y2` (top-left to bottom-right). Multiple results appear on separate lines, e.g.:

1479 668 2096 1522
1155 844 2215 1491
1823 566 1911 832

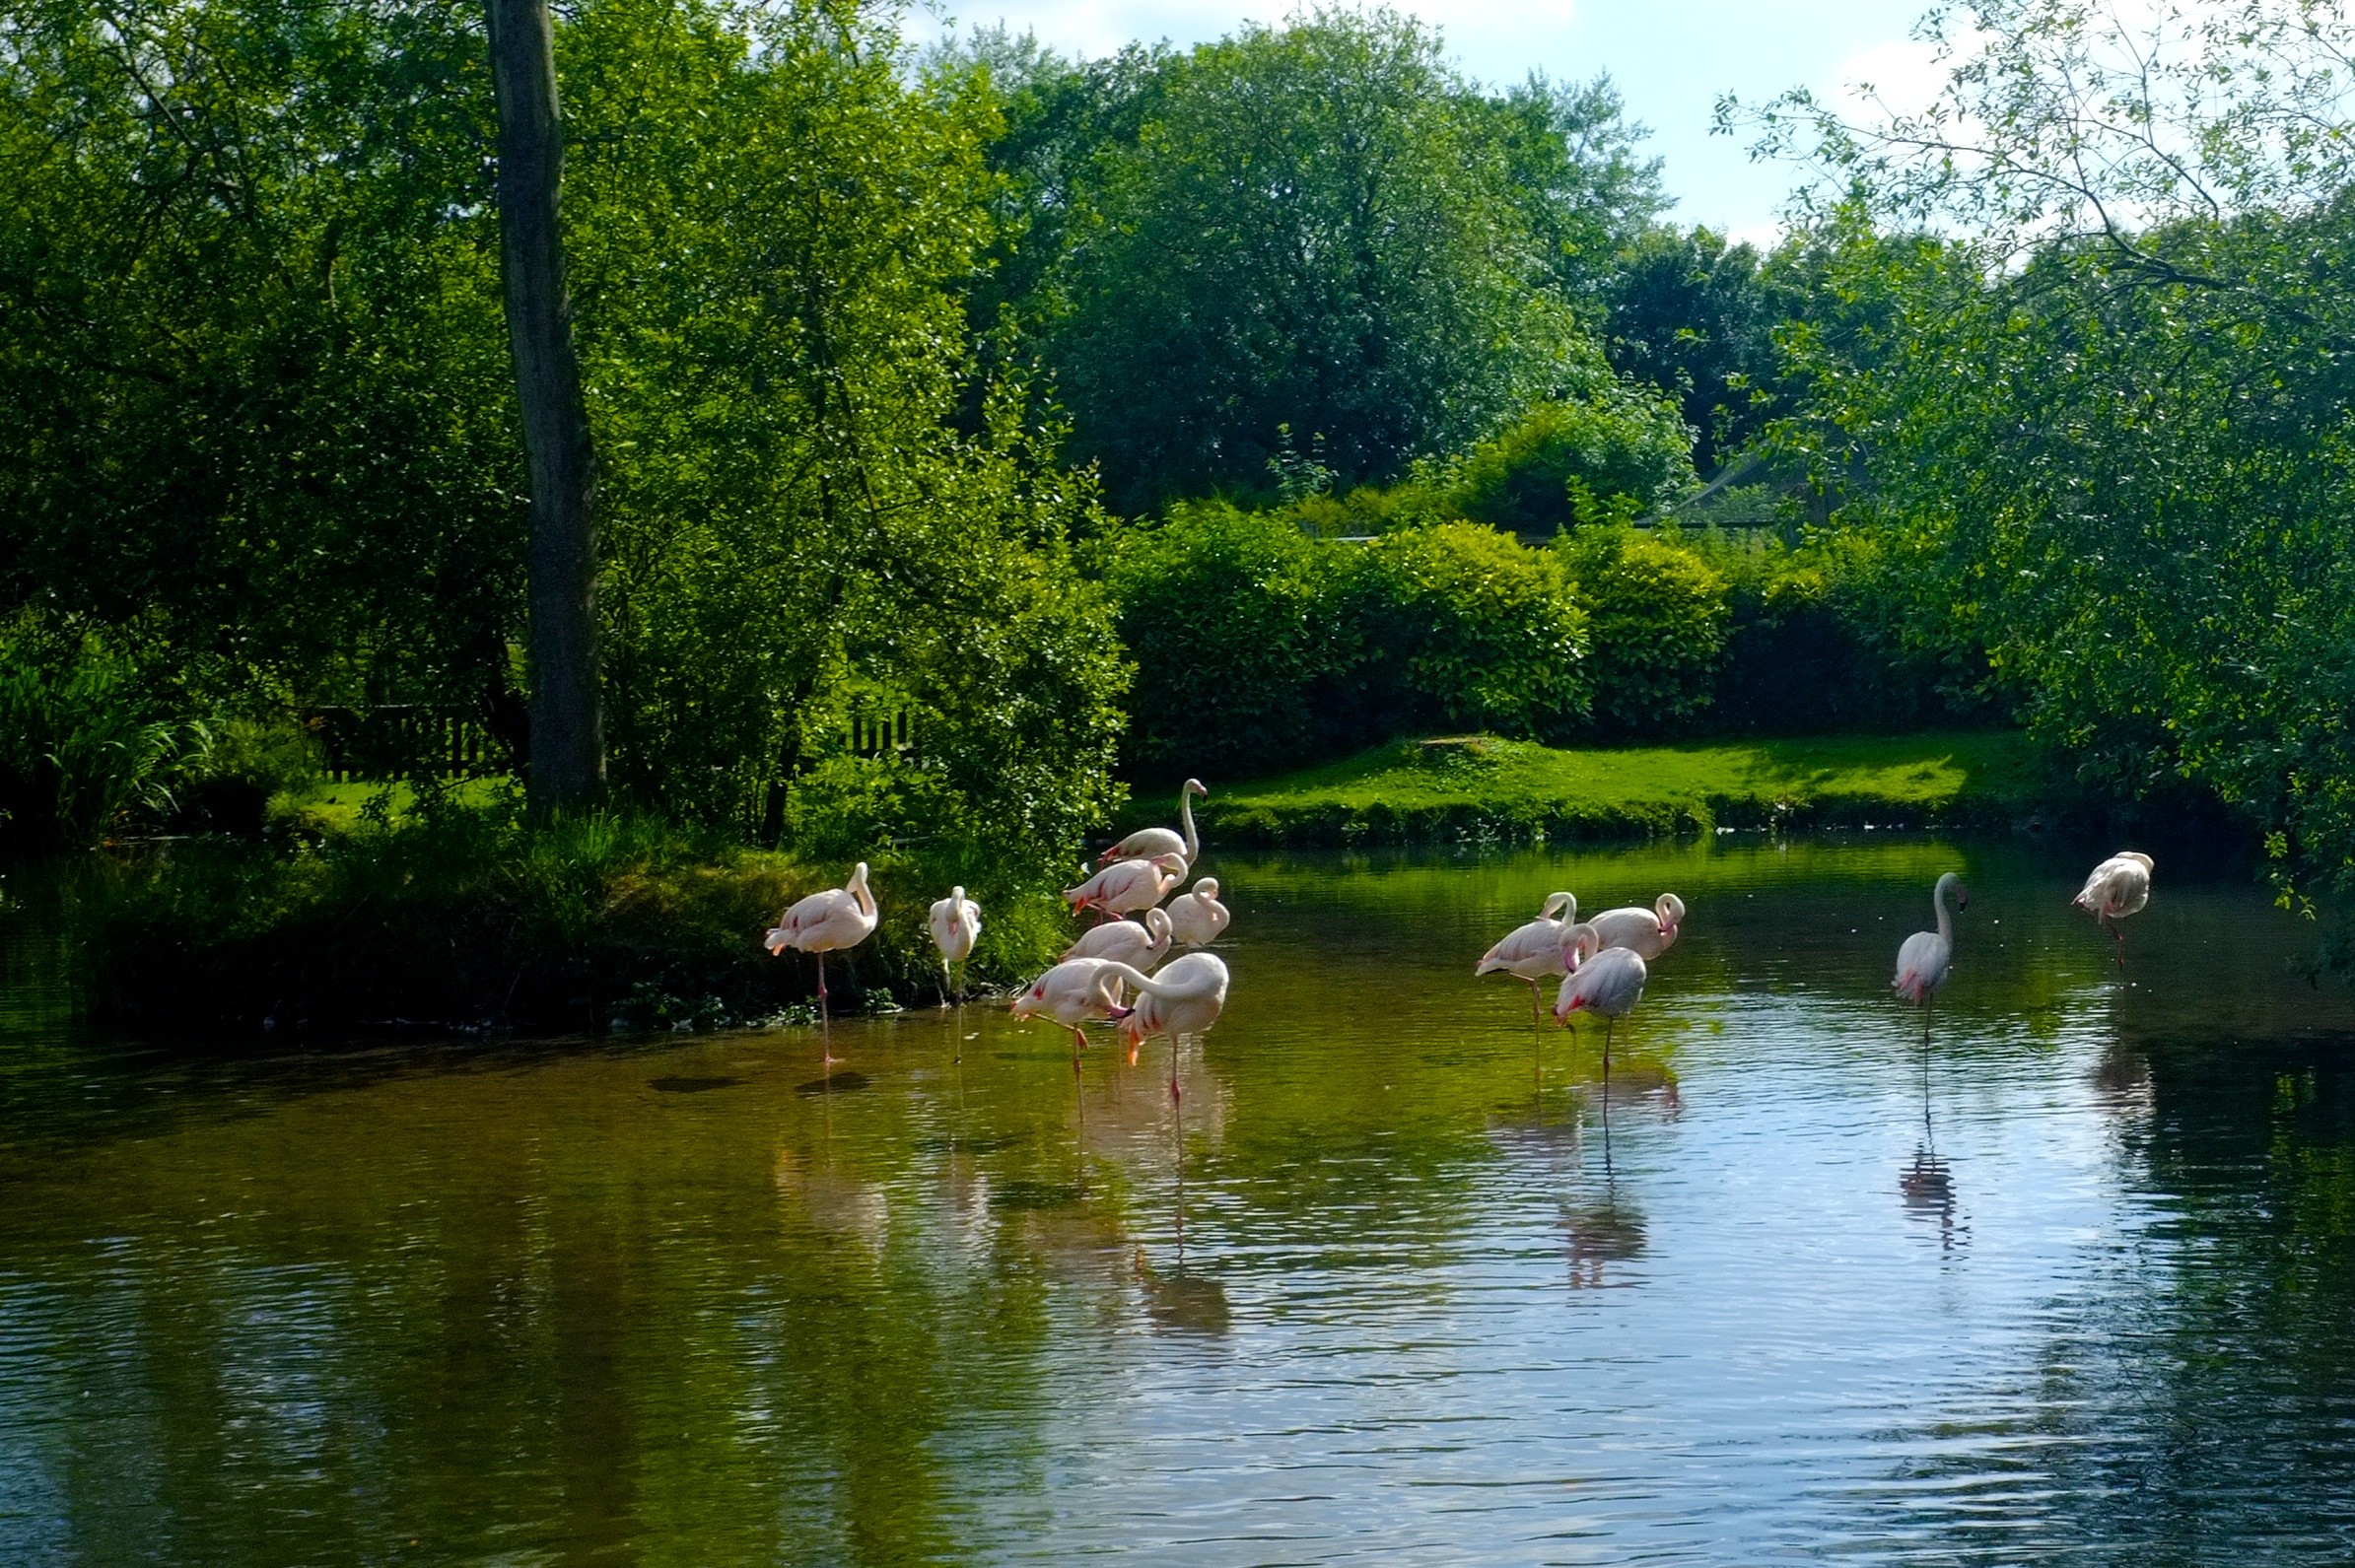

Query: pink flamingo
1100 780 1207 867
1587 893 1685 960
1476 892 1579 1025
1554 923 1647 1082
1063 907 1175 973
928 885 981 1004
765 861 879 1057
1165 877 1231 947
1095 952 1229 1101
1065 852 1187 921
1011 957 1126 1057
2073 851 2153 967
1894 871 1969 1042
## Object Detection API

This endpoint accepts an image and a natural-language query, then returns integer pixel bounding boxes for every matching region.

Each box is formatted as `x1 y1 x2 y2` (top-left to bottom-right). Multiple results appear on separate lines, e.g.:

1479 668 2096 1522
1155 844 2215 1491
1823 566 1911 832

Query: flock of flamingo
761 774 2160 1094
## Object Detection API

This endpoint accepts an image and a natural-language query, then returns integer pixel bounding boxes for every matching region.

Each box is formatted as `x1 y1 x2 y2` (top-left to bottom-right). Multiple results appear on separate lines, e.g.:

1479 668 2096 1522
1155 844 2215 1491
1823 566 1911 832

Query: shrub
1445 391 1697 539
1340 524 1591 741
1556 527 1729 736
1697 532 1983 734
1093 504 1349 777
0 611 200 846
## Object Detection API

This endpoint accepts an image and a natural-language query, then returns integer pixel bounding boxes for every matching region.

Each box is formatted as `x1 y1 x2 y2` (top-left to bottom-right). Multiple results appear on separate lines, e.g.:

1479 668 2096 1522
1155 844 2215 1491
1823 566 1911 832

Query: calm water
5 836 2355 1564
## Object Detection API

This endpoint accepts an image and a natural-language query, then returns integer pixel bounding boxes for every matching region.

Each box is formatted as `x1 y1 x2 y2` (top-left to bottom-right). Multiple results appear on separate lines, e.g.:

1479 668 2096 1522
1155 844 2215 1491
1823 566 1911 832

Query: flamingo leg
940 960 953 1009
1602 1017 1614 1091
816 951 840 1066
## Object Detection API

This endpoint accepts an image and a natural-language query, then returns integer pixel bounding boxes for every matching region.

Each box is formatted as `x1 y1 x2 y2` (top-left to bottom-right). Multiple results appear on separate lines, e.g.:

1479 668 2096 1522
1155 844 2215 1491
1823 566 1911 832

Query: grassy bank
1189 731 2048 846
76 801 1068 1036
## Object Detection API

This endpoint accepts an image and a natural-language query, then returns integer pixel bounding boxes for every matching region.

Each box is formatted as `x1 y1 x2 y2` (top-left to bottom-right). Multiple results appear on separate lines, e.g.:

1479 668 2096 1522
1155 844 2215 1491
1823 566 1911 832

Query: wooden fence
303 706 509 783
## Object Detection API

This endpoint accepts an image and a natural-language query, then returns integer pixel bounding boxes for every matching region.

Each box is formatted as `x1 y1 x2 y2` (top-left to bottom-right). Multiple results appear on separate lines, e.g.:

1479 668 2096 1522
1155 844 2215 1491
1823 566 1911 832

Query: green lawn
1191 731 2044 845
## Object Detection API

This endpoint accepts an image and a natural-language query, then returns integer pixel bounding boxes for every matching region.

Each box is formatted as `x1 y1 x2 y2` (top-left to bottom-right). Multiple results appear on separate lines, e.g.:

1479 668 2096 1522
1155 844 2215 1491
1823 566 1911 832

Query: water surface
5 836 2355 1564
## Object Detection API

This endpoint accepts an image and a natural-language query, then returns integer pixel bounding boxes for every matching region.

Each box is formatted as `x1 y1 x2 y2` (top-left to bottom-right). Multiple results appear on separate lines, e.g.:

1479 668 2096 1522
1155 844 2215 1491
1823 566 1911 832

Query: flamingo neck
1933 881 1955 942
1179 787 1199 861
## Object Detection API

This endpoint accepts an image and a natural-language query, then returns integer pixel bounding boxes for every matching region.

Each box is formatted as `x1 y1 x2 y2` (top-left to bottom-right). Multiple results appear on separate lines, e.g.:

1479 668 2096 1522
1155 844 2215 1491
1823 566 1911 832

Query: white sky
908 0 1954 242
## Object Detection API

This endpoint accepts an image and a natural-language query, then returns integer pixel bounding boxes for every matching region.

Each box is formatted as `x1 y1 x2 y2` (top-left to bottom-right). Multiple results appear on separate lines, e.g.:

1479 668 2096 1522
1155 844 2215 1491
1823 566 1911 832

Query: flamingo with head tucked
1094 952 1230 1101
1101 779 1208 867
1476 892 1578 1025
1064 907 1174 973
1165 877 1231 947
2074 851 2153 967
1587 894 1685 960
928 886 981 1004
1065 852 1187 920
1012 957 1125 1058
766 862 879 1055
1555 923 1647 1082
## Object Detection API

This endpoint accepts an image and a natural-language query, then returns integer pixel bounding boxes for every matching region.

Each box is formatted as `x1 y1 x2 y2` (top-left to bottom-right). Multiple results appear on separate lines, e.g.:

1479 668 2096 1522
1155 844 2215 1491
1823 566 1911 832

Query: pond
5 835 2355 1564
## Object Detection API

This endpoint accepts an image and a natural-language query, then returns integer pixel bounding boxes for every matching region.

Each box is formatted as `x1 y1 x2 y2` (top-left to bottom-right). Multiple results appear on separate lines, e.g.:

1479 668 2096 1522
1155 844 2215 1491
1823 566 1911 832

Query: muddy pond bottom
5 836 2355 1564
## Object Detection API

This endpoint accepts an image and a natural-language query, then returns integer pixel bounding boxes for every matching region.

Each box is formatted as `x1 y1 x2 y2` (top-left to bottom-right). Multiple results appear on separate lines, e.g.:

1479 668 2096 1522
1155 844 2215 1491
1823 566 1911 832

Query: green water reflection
5 835 2355 1563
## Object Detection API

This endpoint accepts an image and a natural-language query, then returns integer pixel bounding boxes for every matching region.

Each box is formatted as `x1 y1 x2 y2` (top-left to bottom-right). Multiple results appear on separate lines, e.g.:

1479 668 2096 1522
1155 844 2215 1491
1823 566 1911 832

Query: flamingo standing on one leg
1012 957 1126 1060
929 885 981 1005
1095 952 1230 1101
1065 852 1188 922
1587 893 1685 960
1064 906 1175 975
1165 877 1231 947
2073 851 2153 968
1554 924 1647 1087
1895 870 1969 1048
1100 779 1208 868
766 861 879 1062
1476 892 1579 1026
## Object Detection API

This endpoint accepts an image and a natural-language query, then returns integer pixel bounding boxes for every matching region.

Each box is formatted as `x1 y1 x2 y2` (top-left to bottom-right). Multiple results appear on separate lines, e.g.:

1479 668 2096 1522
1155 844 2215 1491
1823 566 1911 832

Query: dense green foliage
1747 0 2355 907
957 11 1664 511
0 0 1125 882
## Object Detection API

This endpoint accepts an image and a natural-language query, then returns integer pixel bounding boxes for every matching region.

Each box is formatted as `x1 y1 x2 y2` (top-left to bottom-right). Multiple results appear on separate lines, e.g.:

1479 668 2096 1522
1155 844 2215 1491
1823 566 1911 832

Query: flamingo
1064 906 1175 973
1894 871 1970 1037
2074 851 2153 967
1165 877 1231 947
1065 852 1187 920
1476 892 1579 1025
1101 779 1208 867
1554 923 1647 1082
928 885 981 1004
765 861 879 1056
1094 952 1230 1099
1011 957 1125 1057
1587 893 1685 960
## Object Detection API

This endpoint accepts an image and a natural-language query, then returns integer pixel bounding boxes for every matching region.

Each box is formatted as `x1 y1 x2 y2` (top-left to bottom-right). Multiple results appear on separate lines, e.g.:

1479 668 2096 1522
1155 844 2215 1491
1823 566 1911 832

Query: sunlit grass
1201 731 2042 844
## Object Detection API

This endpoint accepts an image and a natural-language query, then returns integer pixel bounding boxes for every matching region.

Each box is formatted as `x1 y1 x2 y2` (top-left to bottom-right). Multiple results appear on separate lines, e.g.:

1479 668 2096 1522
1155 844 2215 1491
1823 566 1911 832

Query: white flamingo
1100 779 1208 867
1065 852 1187 920
765 861 879 1054
1011 957 1125 1056
1894 871 1970 1038
1165 877 1231 947
1587 893 1685 960
1476 892 1578 1024
1064 906 1175 973
2074 851 2153 966
1554 923 1647 1081
928 885 981 1004
1095 952 1230 1100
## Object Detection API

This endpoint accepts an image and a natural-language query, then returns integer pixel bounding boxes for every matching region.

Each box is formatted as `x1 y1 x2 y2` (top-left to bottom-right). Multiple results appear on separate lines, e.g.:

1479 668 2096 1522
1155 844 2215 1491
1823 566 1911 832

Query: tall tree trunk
486 0 603 815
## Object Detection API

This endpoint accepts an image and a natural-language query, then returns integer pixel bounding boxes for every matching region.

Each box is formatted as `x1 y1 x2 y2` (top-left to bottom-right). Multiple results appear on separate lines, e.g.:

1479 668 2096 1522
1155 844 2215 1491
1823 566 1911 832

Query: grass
1192 730 2049 846
78 794 1071 1036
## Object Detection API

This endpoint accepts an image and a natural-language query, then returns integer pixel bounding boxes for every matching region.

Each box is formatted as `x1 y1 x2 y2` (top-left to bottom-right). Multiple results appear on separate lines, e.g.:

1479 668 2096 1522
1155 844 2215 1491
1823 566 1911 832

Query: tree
1603 227 1789 472
1485 73 1667 305
1743 0 2355 914
486 0 603 812
1040 10 1580 511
